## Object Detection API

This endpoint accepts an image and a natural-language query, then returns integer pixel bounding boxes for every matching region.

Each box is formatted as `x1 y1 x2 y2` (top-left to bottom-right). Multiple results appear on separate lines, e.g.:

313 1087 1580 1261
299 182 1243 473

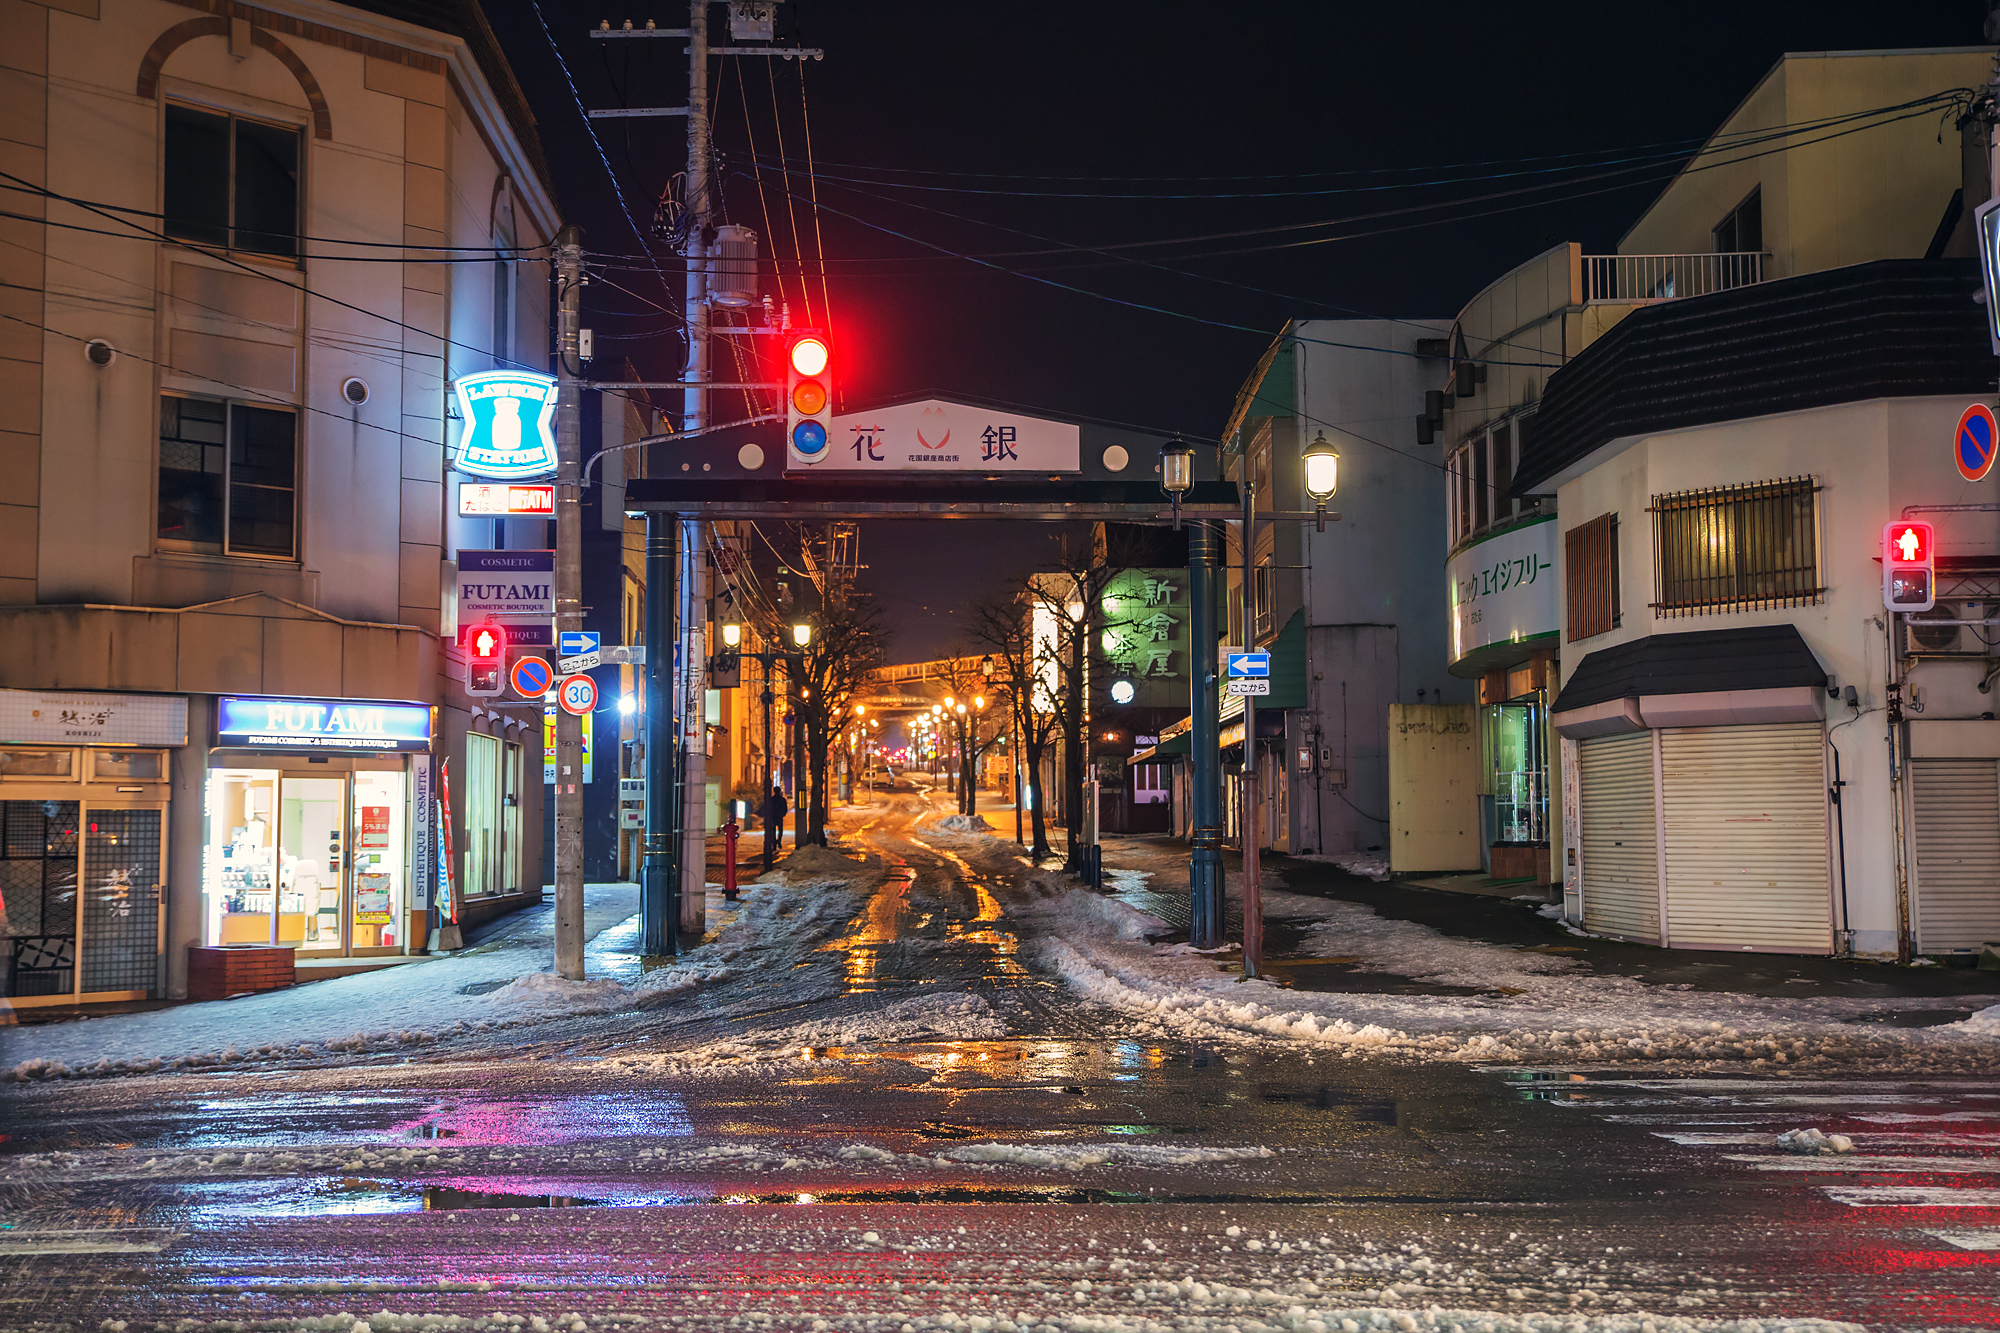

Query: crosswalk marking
1923 1229 2000 1250
1823 1186 2000 1207
1724 1153 2000 1173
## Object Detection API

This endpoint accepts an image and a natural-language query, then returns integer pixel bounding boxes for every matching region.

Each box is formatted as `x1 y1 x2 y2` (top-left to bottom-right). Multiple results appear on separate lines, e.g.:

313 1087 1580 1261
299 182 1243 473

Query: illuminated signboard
459 483 556 516
453 370 558 480
217 697 433 753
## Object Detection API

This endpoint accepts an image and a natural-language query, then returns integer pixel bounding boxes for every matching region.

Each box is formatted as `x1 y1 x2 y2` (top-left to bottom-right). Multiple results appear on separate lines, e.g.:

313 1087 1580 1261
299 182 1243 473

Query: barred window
1650 476 1821 616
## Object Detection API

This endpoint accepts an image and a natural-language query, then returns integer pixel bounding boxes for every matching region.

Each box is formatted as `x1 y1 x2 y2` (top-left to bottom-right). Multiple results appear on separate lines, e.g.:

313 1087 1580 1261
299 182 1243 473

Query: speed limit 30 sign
558 673 598 716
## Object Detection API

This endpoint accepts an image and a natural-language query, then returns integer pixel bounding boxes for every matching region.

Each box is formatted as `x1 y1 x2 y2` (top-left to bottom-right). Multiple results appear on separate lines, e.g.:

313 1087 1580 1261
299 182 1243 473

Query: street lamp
720 620 742 648
792 621 812 648
1302 429 1341 532
1160 439 1195 530
980 655 995 679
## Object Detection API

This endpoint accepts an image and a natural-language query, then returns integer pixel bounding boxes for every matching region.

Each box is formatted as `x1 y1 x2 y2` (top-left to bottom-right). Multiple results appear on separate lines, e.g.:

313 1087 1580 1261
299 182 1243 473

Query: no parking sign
558 673 598 716
1956 403 1998 482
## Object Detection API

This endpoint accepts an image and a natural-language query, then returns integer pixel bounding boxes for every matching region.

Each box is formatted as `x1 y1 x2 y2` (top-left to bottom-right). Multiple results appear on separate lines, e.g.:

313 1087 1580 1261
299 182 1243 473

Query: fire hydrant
723 816 740 901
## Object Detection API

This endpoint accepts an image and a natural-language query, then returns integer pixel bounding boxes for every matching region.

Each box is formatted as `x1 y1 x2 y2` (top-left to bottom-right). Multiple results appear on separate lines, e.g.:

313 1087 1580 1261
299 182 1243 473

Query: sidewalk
1097 833 2000 1006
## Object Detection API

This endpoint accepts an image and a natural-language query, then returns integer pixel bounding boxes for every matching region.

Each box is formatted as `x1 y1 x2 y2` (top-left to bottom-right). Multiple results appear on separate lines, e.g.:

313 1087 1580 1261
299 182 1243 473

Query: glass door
279 776 347 955
2 800 79 998
350 770 405 952
208 769 280 945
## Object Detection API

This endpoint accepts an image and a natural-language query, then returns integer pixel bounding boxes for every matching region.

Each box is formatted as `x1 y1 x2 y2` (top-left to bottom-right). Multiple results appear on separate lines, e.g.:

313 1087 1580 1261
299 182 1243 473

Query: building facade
0 0 556 1005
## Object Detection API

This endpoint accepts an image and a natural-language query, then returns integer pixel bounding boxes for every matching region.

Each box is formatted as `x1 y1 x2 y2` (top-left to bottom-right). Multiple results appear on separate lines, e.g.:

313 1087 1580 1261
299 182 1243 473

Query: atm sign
459 483 556 516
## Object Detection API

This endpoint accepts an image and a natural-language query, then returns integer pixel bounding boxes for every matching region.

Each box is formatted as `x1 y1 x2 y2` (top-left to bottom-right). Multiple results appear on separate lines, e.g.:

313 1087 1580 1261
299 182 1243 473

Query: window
165 104 301 258
463 731 500 897
1453 444 1472 543
1472 433 1490 530
1253 556 1273 638
1565 513 1619 642
1713 187 1762 255
1650 476 1820 616
159 395 299 558
1490 423 1514 525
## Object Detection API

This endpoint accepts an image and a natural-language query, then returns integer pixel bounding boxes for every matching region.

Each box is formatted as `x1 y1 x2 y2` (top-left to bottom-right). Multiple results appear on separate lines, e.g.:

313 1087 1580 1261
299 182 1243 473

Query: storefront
202 696 434 958
0 689 187 1006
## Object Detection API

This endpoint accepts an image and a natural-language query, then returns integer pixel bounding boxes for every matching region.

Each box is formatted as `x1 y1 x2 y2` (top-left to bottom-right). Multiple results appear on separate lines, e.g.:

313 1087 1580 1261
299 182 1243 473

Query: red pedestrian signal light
786 332 832 465
1882 520 1936 613
467 621 507 697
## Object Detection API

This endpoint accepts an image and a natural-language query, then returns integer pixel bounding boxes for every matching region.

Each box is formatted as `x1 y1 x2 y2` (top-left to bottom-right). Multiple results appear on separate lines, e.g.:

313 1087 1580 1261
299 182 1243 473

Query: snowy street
5 783 2000 1332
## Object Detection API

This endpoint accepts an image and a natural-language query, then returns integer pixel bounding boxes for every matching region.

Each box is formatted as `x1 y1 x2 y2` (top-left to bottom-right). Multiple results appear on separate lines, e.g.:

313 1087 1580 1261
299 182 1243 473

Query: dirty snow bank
1776 1127 1856 1155
1299 850 1392 881
930 812 996 834
1031 886 2000 1069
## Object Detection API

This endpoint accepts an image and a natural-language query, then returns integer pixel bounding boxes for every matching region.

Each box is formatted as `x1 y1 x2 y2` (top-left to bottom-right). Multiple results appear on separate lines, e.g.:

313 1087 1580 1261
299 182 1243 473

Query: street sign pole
643 513 680 957
1188 519 1225 948
1241 474 1261 979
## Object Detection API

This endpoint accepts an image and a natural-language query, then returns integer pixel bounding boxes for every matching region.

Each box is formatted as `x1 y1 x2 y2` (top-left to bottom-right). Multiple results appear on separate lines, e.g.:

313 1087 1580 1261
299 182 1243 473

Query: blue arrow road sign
1226 652 1271 677
558 631 600 658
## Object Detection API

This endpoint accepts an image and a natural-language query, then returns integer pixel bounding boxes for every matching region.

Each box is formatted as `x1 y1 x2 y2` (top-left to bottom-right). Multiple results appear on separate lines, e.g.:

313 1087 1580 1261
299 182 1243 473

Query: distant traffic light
1882 520 1936 613
786 332 832 466
467 621 507 697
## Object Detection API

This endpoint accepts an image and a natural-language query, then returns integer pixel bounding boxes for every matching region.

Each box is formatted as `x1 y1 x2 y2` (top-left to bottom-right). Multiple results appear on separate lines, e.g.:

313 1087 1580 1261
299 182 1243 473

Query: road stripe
1922 1229 2000 1250
1727 1153 2000 1173
1822 1186 2000 1207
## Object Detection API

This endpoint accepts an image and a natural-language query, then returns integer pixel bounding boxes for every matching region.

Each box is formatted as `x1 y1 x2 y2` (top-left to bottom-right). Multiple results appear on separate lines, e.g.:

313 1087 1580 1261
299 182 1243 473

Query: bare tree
969 589 1060 859
790 596 888 846
930 649 1007 816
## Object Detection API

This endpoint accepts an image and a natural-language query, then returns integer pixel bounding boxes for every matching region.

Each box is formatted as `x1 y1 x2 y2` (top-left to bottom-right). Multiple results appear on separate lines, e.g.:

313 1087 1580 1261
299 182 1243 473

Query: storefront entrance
204 759 409 957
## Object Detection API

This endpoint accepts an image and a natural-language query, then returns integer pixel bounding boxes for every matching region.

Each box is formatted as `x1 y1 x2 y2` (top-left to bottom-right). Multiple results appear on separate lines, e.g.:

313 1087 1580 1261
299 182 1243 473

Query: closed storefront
1910 757 2000 954
1577 731 1659 943
0 691 186 1006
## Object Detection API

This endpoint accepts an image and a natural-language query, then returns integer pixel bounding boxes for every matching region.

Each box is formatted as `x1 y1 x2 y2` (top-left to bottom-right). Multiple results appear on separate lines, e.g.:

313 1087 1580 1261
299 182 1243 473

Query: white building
0 0 557 1006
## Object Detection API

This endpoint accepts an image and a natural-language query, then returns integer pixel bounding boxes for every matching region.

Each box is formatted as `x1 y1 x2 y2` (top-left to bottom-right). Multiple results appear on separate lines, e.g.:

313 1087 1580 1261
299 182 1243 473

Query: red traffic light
789 336 829 376
469 623 506 660
1884 521 1934 566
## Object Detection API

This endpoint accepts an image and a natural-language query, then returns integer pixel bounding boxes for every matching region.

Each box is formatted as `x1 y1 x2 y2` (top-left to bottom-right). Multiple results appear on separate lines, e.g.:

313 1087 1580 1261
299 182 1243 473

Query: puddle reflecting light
796 1193 816 1205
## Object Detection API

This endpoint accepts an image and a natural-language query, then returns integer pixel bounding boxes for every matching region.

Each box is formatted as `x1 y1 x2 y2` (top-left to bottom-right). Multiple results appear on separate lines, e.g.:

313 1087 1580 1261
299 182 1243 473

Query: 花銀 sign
453 371 558 480
799 398 1080 474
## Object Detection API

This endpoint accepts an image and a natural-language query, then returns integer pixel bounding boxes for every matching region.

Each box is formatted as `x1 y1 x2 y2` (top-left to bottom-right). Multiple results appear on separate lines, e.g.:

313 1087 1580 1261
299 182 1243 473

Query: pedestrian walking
761 782 788 872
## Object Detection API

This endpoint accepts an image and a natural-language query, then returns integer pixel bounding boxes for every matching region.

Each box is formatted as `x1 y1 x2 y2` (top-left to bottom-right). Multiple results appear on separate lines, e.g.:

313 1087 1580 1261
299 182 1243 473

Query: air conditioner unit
1908 600 1987 653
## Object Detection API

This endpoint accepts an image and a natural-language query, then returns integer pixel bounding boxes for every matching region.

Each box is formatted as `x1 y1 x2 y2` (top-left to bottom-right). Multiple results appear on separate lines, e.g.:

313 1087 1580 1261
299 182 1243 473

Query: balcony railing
1582 251 1767 305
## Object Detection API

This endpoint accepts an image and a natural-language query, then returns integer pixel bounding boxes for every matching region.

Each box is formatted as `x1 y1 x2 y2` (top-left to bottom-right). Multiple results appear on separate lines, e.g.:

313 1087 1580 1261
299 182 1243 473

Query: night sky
487 1 1982 657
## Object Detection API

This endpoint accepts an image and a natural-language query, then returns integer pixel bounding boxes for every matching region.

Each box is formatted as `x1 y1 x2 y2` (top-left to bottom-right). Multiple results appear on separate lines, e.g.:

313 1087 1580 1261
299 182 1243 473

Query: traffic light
466 621 506 697
1882 520 1936 613
786 331 832 467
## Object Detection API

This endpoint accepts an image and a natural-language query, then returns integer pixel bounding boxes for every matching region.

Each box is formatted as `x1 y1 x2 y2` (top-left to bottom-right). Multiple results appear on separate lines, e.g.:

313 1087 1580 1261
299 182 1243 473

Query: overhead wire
764 59 814 328
797 58 835 342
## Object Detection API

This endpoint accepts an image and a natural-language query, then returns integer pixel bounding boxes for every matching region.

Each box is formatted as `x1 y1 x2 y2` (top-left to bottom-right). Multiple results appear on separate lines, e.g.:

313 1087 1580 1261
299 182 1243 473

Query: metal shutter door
1912 759 2000 954
1578 732 1659 943
1660 723 1829 953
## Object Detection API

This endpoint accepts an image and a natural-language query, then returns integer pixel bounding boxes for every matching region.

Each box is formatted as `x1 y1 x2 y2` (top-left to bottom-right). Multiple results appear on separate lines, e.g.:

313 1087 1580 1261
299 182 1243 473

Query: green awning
1128 732 1191 764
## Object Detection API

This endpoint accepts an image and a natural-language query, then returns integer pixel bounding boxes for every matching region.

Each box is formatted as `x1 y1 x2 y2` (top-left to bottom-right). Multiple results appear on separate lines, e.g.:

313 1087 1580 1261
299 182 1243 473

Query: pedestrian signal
1882 520 1936 613
467 621 507 697
787 332 832 466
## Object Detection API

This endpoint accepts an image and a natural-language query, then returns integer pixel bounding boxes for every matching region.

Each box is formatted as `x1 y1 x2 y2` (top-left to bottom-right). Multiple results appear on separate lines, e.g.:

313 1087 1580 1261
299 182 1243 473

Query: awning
1552 625 1827 739
1127 731 1191 765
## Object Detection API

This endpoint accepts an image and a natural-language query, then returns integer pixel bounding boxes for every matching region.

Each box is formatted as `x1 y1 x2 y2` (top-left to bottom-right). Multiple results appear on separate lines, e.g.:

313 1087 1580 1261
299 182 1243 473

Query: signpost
1225 650 1271 697
559 631 601 658
559 673 598 716
510 656 553 699
1956 403 1998 483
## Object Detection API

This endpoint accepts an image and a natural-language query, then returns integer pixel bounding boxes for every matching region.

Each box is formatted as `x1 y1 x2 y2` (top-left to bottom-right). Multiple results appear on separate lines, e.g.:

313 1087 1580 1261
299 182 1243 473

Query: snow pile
789 993 1009 1046
484 972 630 1014
1015 883 1169 942
769 843 867 877
1312 850 1391 881
1958 1002 2000 1034
1776 1127 1856 1155
931 812 995 834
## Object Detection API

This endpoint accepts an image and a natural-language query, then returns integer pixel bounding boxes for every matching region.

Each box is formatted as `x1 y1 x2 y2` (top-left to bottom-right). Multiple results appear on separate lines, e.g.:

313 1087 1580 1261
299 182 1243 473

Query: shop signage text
458 550 555 622
1447 516 1559 669
218 697 433 753
0 689 188 746
459 482 556 516
453 371 559 480
802 399 1080 474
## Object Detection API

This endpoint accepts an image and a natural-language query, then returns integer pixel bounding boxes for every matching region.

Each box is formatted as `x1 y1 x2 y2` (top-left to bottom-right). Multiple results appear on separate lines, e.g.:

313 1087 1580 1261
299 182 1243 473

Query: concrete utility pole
553 223 586 981
1188 519 1225 948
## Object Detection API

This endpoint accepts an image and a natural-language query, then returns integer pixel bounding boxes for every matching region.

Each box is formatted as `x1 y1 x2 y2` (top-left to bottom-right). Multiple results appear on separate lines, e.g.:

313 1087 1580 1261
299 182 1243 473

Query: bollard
723 817 740 902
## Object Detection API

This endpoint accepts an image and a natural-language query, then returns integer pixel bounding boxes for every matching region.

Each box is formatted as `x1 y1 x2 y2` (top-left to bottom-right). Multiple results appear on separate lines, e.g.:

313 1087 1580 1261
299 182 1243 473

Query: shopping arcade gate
615 399 1243 955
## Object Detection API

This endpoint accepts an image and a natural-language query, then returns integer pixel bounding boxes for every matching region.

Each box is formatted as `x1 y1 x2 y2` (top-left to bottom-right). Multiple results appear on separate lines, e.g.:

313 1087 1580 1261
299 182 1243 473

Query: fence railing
1582 252 1767 305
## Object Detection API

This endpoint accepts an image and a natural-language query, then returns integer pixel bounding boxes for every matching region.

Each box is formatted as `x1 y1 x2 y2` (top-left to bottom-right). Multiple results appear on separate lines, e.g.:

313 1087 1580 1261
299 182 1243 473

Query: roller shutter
1578 732 1659 943
1911 759 2000 954
1659 723 1829 952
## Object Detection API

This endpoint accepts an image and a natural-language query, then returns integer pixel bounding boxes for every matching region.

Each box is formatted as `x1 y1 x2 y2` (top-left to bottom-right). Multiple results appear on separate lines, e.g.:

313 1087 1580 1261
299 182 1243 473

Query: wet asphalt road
4 786 2000 1330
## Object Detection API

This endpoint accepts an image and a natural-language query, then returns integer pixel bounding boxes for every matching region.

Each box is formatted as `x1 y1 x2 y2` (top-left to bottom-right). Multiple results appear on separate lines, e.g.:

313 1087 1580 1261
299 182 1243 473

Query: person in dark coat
760 783 788 871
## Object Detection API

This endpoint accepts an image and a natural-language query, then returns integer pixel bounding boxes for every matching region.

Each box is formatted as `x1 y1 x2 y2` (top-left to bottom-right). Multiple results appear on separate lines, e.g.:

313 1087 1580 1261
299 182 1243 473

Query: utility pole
642 512 679 956
1188 519 1225 948
1240 475 1262 977
677 0 712 938
553 224 586 981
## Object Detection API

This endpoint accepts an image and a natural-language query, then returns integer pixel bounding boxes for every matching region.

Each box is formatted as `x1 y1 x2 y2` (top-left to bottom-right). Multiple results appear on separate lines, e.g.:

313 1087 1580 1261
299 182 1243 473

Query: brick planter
187 945 295 1002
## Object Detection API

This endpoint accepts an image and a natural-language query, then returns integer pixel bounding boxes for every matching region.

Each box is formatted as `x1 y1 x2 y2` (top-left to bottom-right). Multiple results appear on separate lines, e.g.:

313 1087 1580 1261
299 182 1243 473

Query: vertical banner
543 701 592 784
1560 735 1582 921
438 758 458 924
409 753 434 912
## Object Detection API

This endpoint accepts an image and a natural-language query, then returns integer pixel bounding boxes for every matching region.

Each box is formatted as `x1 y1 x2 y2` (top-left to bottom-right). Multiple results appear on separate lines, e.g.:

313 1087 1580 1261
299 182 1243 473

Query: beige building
0 0 557 1005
